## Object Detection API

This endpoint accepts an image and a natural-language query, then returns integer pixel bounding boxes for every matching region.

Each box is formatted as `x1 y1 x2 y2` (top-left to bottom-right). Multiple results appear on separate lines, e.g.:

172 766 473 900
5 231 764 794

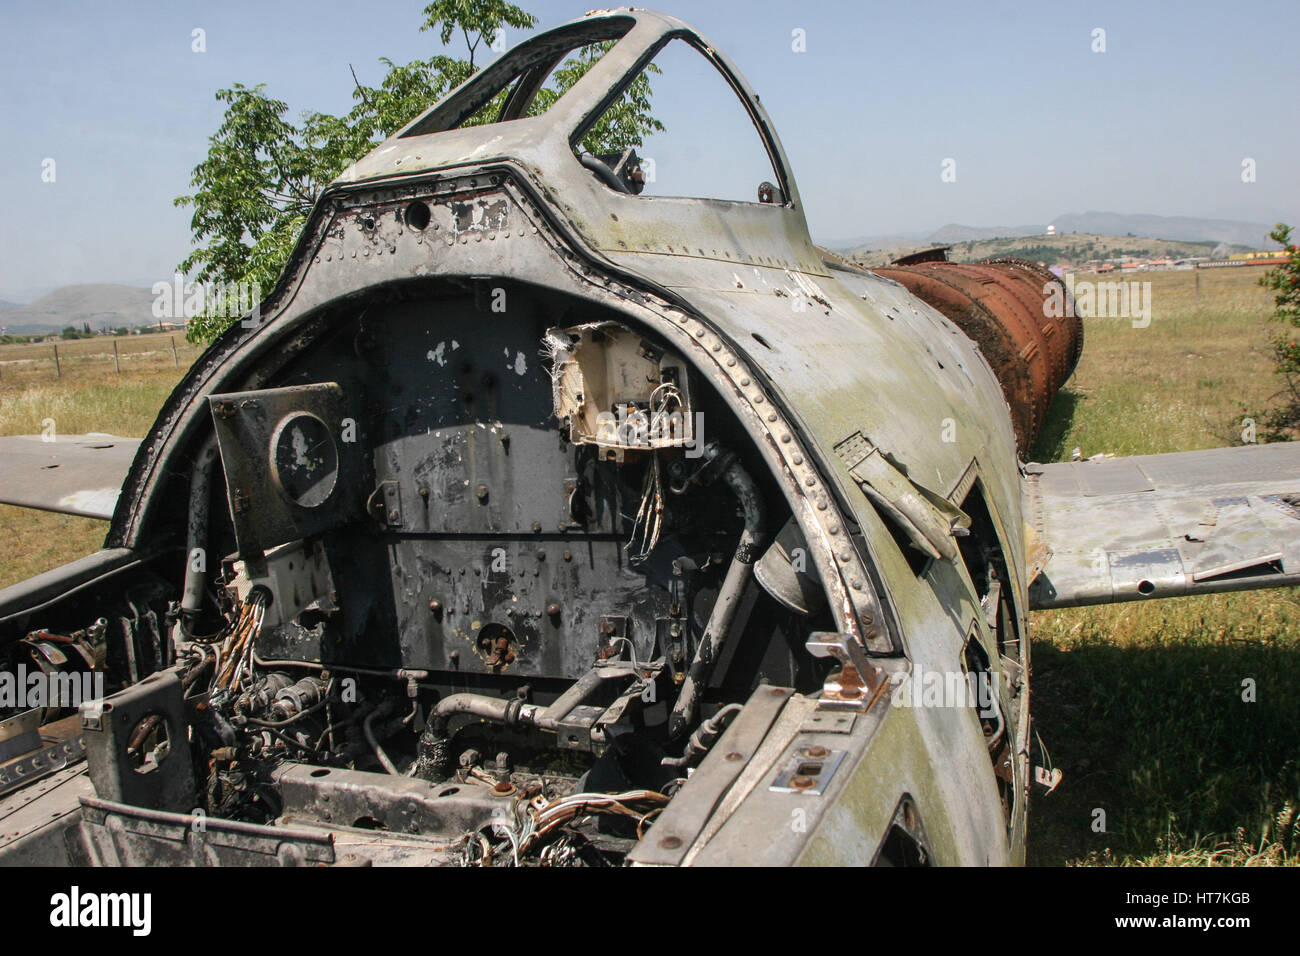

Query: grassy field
0 268 1296 865
0 332 199 587
1026 266 1300 865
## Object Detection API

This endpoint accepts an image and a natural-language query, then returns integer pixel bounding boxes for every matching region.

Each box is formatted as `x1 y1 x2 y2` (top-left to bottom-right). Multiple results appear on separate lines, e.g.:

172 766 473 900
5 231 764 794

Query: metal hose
668 455 767 739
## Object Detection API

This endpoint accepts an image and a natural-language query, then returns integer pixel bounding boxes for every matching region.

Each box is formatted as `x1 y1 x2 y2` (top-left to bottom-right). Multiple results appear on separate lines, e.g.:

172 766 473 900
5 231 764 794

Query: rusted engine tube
876 257 1083 453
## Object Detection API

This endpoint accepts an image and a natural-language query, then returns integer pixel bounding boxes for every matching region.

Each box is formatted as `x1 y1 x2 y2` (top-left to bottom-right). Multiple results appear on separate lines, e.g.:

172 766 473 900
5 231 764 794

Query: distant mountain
824 212 1278 256
823 232 929 252
1048 212 1275 248
0 300 18 311
928 223 1043 243
0 284 157 334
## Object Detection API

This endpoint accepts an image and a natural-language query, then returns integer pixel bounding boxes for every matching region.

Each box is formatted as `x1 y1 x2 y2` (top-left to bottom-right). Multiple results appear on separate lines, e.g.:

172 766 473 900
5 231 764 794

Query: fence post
113 338 121 374
53 344 61 378
171 335 178 368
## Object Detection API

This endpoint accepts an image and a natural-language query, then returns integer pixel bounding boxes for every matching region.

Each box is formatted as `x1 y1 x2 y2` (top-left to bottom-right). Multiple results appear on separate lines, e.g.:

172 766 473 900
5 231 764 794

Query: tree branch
349 63 375 109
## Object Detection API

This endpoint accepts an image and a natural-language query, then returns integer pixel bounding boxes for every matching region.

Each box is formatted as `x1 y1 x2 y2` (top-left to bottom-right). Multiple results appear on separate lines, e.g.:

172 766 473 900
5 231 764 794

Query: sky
1 0 1297 300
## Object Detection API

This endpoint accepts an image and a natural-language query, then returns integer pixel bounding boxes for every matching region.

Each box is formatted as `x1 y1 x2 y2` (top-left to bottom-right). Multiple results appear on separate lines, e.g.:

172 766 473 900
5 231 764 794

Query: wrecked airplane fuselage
0 9 1074 866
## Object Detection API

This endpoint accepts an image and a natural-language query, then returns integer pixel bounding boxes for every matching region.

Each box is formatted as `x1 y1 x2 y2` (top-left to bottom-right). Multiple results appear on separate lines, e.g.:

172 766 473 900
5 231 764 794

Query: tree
1252 224 1300 441
177 1 662 343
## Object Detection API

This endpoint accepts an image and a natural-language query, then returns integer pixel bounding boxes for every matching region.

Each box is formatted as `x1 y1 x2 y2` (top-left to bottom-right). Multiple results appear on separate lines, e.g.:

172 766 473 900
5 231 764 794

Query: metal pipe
181 436 220 620
413 693 546 782
668 456 767 739
364 709 400 776
537 667 604 728
662 702 743 768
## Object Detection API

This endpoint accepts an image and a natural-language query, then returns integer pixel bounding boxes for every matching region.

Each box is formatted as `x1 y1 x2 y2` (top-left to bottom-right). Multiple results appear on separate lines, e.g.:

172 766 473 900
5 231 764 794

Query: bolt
428 600 442 614
546 603 561 616
658 835 682 850
805 745 830 759
475 484 488 501
535 549 545 561
531 521 542 533
791 775 816 790
563 551 572 562
419 487 429 498
724 751 744 762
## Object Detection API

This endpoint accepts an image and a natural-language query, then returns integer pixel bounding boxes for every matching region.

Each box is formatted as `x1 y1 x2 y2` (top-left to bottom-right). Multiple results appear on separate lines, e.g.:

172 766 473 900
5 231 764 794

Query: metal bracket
806 631 887 711
770 747 847 795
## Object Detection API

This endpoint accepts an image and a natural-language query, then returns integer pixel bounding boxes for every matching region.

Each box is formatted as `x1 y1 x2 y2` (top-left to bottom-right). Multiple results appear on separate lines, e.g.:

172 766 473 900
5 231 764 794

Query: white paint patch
427 342 447 366
57 489 119 519
469 135 505 158
513 351 527 376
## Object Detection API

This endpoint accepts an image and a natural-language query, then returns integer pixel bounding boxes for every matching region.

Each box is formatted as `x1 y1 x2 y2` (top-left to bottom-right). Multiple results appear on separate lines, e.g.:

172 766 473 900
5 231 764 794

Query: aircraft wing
0 434 140 520
1024 442 1300 609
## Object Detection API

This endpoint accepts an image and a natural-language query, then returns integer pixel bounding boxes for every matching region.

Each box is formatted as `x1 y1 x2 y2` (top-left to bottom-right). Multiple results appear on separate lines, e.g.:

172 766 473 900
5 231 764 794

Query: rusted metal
876 256 1083 453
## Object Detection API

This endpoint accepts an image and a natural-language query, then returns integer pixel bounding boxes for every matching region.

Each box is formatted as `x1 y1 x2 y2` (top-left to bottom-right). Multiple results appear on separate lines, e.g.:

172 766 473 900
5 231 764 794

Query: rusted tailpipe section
876 254 1083 453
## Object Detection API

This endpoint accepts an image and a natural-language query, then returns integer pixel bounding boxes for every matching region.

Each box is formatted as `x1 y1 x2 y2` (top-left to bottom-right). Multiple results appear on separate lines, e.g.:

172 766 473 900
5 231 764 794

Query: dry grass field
0 267 1295 865
0 332 200 587
1027 266 1300 865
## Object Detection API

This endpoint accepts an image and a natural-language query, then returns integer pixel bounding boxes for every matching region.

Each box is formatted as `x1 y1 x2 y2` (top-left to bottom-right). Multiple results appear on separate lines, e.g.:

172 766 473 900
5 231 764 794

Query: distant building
1045 224 1057 236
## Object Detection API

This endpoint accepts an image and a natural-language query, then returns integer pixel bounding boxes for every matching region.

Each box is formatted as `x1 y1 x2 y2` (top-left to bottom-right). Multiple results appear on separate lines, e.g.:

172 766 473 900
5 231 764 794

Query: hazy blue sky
1 0 1296 299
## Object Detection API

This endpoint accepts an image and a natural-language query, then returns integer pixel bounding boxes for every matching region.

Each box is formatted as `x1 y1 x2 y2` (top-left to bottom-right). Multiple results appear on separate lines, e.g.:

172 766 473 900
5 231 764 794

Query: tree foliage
1254 224 1300 441
177 2 662 343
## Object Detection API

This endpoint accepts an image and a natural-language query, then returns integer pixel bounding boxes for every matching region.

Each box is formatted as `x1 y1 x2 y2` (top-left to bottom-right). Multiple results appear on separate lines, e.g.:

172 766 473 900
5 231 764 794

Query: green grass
0 342 191 588
1026 266 1300 865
